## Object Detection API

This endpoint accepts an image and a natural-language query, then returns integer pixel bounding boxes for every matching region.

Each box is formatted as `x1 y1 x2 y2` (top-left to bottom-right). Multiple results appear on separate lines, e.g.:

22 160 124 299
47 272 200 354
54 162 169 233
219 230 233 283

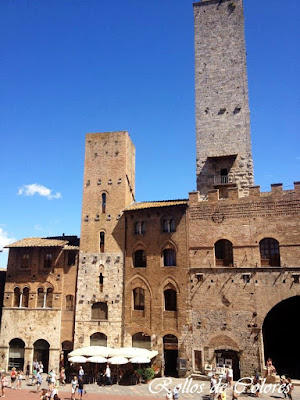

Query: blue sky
0 0 299 268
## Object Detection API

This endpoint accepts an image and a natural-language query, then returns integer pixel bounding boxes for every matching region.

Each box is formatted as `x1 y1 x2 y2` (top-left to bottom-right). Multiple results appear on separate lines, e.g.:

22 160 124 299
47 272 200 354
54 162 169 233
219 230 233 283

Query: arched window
260 238 280 266
163 248 176 267
21 254 30 269
164 289 177 311
44 254 53 269
132 332 151 350
133 250 146 268
100 231 105 253
90 332 107 346
22 287 29 308
135 221 146 235
66 295 74 311
13 287 21 307
133 288 145 311
102 193 106 213
91 302 108 320
163 218 176 233
46 288 53 308
37 288 44 308
215 239 233 267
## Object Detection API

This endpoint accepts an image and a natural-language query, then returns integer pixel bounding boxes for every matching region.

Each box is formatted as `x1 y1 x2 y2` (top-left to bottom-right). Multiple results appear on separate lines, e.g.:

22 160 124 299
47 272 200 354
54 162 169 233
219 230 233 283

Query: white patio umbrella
110 347 155 358
69 346 111 358
129 356 151 364
107 356 128 385
87 356 107 363
68 355 87 363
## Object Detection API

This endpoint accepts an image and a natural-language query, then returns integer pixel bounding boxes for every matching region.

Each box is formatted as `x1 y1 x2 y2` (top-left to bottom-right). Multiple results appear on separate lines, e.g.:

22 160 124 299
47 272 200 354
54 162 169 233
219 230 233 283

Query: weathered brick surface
123 205 189 375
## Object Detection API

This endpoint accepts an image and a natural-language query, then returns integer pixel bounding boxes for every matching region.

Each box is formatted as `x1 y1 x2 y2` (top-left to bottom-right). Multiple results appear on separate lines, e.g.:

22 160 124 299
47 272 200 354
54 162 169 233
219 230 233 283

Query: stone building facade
0 0 299 381
123 201 189 377
0 236 79 373
73 131 135 349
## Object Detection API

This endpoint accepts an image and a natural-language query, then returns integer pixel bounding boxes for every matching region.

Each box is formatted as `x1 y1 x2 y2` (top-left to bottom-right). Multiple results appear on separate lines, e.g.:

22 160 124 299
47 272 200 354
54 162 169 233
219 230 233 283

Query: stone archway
9 338 25 371
33 339 50 373
263 295 300 379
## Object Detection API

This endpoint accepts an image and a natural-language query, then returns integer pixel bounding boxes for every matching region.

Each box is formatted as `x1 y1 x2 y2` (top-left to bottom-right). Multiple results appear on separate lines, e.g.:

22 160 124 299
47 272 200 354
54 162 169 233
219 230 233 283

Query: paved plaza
3 377 300 400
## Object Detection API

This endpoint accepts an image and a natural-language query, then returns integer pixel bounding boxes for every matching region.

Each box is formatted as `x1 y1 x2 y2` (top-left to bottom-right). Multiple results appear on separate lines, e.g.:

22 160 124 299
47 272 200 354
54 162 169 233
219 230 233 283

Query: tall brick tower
194 0 254 198
74 131 135 349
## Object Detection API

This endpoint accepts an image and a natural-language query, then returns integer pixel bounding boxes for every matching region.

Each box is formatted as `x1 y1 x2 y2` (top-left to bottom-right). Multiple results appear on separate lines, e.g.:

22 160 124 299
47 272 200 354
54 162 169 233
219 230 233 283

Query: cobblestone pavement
3 377 300 400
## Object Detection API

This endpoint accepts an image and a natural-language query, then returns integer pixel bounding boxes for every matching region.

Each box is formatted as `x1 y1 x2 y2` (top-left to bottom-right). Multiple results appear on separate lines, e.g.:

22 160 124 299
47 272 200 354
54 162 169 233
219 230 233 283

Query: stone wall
194 0 254 195
187 183 300 376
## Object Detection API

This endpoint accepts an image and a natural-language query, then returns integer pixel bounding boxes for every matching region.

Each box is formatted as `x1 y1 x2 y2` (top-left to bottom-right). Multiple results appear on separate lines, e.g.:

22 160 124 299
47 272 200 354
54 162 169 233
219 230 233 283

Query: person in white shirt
78 366 84 378
104 364 112 386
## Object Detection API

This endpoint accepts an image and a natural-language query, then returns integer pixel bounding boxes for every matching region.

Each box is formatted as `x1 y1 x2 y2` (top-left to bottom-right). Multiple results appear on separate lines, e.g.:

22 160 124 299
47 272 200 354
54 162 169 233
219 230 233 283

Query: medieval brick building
0 0 299 380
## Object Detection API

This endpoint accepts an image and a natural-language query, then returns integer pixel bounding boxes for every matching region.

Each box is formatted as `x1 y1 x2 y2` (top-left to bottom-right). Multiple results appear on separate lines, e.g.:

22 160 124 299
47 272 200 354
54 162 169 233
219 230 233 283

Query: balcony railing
213 175 234 185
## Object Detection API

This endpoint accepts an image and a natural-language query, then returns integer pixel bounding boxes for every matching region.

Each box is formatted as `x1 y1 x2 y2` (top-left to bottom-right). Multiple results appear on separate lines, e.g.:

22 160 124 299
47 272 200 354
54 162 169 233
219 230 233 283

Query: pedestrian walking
26 363 30 381
166 389 173 400
226 367 233 387
104 364 112 386
1 373 8 397
210 374 218 400
286 378 294 400
71 376 78 400
173 385 180 399
60 368 66 385
36 370 43 392
78 366 84 379
78 377 85 400
10 368 17 389
16 370 23 390
280 376 288 399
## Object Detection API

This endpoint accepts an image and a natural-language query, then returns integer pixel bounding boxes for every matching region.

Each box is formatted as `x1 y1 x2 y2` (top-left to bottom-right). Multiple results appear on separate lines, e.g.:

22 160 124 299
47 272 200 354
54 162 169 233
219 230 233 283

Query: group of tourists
0 367 23 396
165 385 180 400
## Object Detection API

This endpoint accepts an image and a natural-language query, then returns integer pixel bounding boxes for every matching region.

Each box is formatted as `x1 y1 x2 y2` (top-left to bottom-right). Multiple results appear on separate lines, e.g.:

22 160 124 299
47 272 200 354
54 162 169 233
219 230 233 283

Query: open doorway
163 334 178 377
263 296 300 379
216 349 240 381
33 339 50 373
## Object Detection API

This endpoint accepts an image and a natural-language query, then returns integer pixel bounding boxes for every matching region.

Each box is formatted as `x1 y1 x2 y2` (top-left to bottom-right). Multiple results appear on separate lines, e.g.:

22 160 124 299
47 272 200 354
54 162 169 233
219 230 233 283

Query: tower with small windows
194 0 254 198
74 131 135 349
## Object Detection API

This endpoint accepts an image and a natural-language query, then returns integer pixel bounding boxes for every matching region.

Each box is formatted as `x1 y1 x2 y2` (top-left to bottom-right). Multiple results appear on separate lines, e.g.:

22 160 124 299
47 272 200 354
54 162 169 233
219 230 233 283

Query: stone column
0 346 9 372
24 347 33 374
49 348 60 373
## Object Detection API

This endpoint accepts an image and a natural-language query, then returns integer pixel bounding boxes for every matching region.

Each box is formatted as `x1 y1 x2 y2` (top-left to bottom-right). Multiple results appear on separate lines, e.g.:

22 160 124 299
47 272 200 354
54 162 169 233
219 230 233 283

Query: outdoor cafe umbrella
87 356 108 364
107 356 128 385
68 355 87 363
129 356 151 364
69 346 111 358
110 347 156 358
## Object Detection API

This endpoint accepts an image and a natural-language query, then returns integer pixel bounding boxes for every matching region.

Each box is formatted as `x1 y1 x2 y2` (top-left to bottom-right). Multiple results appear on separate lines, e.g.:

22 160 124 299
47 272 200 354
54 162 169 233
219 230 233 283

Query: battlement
189 182 300 205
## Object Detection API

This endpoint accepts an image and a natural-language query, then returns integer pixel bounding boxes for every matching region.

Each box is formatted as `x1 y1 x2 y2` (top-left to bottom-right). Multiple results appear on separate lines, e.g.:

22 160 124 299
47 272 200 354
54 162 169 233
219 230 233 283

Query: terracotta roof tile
5 238 69 248
125 199 188 211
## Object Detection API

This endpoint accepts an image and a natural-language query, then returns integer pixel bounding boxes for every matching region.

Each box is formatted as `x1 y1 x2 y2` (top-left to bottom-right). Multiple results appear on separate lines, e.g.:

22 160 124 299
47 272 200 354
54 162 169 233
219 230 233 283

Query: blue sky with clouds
0 0 299 268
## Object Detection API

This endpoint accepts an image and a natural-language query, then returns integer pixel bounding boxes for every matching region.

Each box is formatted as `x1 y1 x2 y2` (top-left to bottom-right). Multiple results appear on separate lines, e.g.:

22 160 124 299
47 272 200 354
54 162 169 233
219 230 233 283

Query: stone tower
194 0 254 198
74 131 135 348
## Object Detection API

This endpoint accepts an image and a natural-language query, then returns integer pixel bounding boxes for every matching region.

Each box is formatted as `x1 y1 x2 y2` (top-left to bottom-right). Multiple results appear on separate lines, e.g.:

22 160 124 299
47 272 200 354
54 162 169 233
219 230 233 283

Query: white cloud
18 183 62 200
0 227 16 252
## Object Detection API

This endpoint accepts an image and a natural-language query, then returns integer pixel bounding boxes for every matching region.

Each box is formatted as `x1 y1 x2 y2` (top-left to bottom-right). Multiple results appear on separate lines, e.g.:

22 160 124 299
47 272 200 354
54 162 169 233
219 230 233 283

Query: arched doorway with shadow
163 334 178 377
263 296 300 379
62 340 73 368
9 338 25 370
33 339 50 373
